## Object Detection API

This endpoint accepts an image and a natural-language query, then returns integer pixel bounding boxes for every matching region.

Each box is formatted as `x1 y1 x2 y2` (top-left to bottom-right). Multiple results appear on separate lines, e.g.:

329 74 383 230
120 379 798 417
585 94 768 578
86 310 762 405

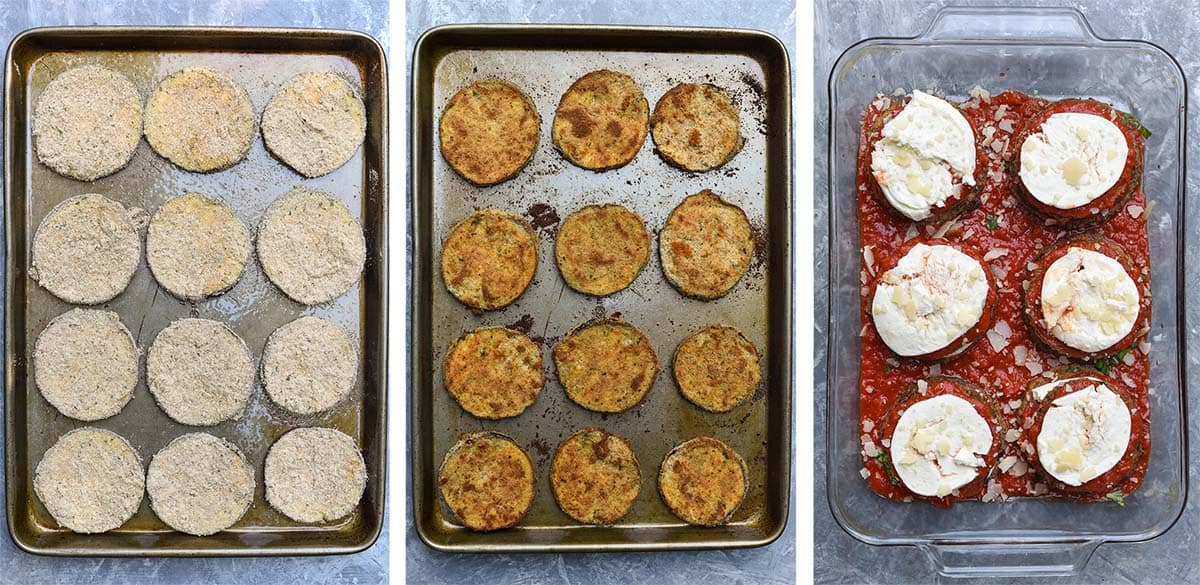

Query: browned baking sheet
410 24 791 552
4 26 387 556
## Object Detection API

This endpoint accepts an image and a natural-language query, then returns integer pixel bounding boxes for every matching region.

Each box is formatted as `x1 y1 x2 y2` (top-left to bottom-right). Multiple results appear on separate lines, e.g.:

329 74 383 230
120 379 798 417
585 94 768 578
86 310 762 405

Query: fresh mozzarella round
890 393 992 497
1036 383 1131 486
870 90 976 221
1019 113 1128 210
1040 247 1138 353
872 244 989 357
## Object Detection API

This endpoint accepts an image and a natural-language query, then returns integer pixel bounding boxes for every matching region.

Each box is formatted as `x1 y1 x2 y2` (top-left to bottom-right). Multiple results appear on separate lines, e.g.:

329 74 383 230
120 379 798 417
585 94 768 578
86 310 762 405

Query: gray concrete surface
813 1 1199 584
405 1 796 584
0 1 388 584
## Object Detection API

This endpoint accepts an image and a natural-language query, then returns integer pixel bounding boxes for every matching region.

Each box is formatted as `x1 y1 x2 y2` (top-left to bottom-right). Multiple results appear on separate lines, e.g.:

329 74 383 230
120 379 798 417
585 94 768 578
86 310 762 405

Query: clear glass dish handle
922 6 1098 42
919 540 1102 578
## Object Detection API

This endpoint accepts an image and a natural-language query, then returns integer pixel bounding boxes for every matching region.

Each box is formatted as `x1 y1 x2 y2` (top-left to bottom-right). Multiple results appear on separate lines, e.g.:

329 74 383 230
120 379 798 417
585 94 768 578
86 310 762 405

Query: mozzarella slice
870 91 977 221
872 244 989 357
1030 375 1107 401
890 393 993 497
1036 383 1131 486
1040 247 1139 353
1019 113 1129 209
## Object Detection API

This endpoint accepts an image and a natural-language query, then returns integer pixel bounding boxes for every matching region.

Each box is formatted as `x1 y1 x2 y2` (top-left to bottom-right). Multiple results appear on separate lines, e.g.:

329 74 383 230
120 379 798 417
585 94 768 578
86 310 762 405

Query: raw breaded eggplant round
146 433 254 536
262 71 367 178
1021 234 1148 360
34 309 138 421
443 326 543 419
262 315 358 415
555 204 650 296
33 65 142 181
552 70 648 171
146 192 250 301
441 208 538 311
437 431 534 531
34 427 144 534
256 187 366 305
550 428 640 525
553 318 658 413
658 436 747 526
147 318 254 426
264 427 368 523
651 83 742 172
439 80 539 186
673 324 760 413
659 190 753 300
31 193 140 305
144 67 256 172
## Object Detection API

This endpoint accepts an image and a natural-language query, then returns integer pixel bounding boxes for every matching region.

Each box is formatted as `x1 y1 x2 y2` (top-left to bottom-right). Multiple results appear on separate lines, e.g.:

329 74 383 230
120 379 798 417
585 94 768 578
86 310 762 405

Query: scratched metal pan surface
4 26 387 556
411 24 792 552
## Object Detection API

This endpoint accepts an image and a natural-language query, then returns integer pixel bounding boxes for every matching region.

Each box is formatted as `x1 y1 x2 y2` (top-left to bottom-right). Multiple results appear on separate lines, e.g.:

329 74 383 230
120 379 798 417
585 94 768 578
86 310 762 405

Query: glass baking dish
825 6 1187 578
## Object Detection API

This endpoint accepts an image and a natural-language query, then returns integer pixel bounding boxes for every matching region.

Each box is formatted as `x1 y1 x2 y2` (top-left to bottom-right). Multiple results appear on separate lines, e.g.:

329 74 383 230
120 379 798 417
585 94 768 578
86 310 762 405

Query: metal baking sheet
4 26 388 556
410 24 791 552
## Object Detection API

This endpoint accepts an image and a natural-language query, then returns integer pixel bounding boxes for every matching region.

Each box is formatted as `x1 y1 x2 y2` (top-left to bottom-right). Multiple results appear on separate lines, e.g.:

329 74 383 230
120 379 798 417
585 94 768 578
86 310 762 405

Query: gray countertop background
404 1 796 584
0 1 388 584
814 1 1199 584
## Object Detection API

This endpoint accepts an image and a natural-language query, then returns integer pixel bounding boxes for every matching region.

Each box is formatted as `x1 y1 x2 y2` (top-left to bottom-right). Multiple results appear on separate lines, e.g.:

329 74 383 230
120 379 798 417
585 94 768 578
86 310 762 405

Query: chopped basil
985 214 1001 231
875 451 899 485
1105 491 1126 507
1121 112 1151 139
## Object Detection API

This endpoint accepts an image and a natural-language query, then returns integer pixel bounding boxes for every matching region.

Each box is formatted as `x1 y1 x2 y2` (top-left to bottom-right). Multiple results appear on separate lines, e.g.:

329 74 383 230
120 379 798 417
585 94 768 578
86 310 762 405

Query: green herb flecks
875 451 900 486
1094 348 1131 375
1121 112 1151 139
985 214 1001 231
1105 490 1126 507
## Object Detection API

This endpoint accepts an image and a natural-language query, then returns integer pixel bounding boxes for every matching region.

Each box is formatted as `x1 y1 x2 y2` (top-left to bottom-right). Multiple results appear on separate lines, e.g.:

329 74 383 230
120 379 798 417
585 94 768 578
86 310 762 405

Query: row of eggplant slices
435 70 757 530
27 64 370 535
865 90 1149 503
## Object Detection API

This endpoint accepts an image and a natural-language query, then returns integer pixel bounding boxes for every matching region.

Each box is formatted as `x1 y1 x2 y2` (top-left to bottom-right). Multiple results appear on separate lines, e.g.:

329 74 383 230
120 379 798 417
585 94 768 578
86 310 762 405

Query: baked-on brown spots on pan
673 324 761 413
33 65 142 181
659 190 753 300
552 70 649 171
31 194 140 305
550 428 640 525
651 83 742 172
553 318 658 413
441 209 538 311
439 80 540 186
658 436 748 526
143 67 256 173
438 431 534 531
444 326 543 419
34 428 144 534
555 204 650 296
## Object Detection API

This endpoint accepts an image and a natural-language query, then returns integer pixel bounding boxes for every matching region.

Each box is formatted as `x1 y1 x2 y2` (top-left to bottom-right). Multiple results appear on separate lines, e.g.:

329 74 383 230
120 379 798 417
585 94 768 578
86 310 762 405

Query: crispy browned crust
554 204 650 296
549 428 641 525
1021 233 1149 360
444 326 544 419
440 209 538 311
552 317 658 413
657 436 747 526
439 80 540 186
552 70 648 171
659 190 753 300
437 431 535 532
1018 366 1148 500
673 324 760 413
650 83 742 172
873 376 1006 505
867 238 999 362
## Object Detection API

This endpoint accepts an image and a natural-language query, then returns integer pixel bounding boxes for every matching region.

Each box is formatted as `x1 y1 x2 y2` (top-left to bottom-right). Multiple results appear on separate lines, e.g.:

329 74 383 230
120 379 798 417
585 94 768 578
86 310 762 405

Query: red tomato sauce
855 90 1151 505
